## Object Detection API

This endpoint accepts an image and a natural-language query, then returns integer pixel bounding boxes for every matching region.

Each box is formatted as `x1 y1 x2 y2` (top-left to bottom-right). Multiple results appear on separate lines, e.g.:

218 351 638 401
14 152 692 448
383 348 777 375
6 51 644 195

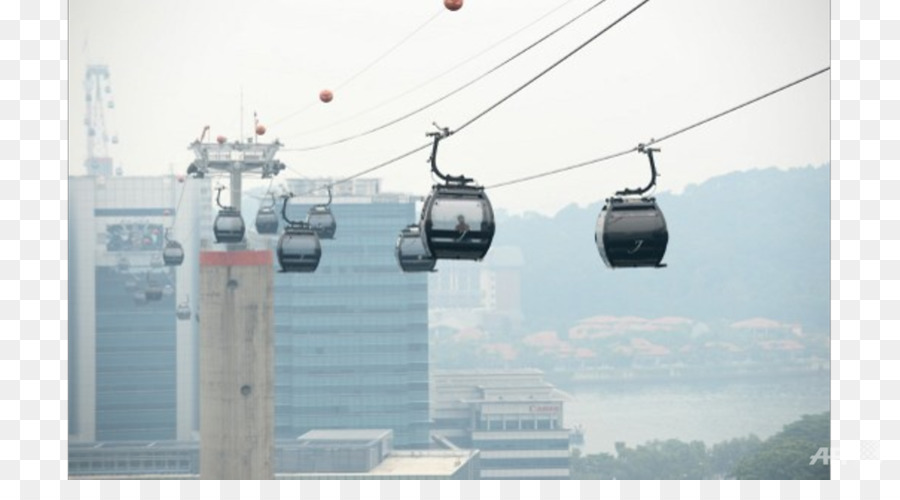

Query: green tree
708 435 763 479
732 412 829 480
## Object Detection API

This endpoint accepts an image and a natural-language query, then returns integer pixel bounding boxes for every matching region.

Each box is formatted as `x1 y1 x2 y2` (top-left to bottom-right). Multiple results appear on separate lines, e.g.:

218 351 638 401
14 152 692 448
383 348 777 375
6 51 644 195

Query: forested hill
492 164 830 332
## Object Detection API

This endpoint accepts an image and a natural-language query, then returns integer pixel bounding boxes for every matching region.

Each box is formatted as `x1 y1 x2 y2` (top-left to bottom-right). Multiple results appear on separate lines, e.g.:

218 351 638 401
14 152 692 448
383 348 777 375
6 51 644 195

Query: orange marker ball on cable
319 89 334 103
444 0 463 11
216 135 227 144
256 124 267 135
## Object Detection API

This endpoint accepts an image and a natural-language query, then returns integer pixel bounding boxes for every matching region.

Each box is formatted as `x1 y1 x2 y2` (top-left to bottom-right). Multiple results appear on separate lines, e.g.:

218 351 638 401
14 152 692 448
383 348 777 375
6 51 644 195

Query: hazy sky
70 0 829 216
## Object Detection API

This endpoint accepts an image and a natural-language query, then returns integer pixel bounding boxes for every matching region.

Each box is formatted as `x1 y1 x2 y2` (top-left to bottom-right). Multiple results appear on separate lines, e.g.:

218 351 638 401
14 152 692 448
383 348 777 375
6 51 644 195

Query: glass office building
272 181 430 448
70 175 209 442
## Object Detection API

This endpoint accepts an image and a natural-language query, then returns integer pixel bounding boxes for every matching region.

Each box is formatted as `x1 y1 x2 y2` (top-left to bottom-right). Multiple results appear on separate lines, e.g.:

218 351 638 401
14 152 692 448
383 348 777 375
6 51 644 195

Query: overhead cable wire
453 0 650 135
271 8 444 128
333 9 444 92
485 66 831 190
285 0 646 197
168 174 190 230
281 0 615 153
286 0 582 139
322 142 433 192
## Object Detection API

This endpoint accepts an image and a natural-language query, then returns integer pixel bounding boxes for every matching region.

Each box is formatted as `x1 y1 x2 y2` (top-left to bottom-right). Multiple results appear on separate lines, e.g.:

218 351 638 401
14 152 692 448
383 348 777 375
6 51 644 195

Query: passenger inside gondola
455 215 470 234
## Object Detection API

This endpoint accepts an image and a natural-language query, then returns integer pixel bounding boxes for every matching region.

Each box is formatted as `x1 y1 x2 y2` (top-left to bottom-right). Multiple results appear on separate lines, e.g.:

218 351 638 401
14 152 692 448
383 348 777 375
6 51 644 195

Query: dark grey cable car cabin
396 224 436 272
214 208 246 244
306 186 336 239
212 187 245 244
419 126 495 261
276 194 322 273
176 300 192 320
162 240 184 266
421 185 494 260
255 193 280 235
307 206 336 240
255 207 279 235
596 197 668 267
162 229 184 266
595 145 669 268
144 277 163 301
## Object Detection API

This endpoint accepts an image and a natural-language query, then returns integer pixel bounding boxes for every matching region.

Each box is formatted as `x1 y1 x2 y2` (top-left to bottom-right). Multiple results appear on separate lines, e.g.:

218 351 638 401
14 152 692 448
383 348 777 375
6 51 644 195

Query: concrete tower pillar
199 250 274 479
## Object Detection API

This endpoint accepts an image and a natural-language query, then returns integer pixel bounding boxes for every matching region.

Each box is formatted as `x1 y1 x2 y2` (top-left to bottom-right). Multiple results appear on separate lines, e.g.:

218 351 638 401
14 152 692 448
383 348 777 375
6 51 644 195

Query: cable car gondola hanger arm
427 123 473 186
215 185 228 210
616 144 661 197
279 192 305 227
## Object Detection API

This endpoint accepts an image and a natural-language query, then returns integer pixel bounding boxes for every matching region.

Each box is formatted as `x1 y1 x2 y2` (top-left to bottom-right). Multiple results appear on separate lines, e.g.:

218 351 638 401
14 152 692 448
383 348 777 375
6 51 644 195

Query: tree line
570 412 830 480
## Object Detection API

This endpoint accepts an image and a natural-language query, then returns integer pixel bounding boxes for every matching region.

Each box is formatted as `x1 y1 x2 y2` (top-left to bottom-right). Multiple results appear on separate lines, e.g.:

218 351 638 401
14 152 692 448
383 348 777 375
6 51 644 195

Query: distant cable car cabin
420 125 495 261
396 224 436 272
176 298 192 321
144 276 163 301
213 186 245 244
276 194 322 273
255 193 280 235
595 145 669 268
161 220 184 267
163 239 185 266
306 186 336 239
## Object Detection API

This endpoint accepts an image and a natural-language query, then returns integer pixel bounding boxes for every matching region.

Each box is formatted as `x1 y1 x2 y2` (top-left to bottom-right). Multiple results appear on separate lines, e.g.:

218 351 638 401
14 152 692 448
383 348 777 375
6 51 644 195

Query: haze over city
67 0 831 482
70 0 828 215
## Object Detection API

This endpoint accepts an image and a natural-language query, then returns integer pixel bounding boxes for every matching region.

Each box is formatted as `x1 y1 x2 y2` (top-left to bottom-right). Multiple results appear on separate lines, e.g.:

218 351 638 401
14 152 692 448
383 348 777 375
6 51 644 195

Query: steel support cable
453 0 649 136
287 0 648 198
286 0 582 140
271 8 444 128
334 9 444 92
281 0 615 153
170 175 189 227
485 66 831 190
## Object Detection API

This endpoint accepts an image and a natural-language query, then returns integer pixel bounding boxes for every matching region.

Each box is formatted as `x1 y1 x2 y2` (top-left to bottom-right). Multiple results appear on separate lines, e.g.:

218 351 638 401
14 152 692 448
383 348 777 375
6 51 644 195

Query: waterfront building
431 369 572 479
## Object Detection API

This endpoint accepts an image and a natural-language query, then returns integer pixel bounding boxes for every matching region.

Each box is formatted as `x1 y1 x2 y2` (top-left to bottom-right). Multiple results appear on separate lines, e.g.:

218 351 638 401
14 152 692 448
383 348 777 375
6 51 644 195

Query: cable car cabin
595 196 668 268
144 281 163 301
307 206 336 240
176 303 191 320
255 207 279 235
396 224 436 273
421 185 495 260
214 209 245 244
277 226 322 273
162 240 184 266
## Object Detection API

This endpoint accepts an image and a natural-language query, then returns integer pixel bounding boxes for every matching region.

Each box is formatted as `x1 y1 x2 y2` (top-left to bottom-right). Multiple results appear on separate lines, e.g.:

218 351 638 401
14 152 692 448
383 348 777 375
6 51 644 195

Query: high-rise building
271 178 430 448
429 245 525 337
69 174 211 442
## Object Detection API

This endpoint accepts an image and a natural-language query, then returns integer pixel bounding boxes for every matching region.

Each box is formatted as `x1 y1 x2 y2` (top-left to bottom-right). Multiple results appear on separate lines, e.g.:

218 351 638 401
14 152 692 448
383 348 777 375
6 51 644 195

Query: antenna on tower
84 64 119 176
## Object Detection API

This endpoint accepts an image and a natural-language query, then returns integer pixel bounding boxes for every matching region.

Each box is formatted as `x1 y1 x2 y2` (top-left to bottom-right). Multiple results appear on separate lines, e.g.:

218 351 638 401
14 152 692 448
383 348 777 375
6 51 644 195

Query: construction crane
84 64 121 176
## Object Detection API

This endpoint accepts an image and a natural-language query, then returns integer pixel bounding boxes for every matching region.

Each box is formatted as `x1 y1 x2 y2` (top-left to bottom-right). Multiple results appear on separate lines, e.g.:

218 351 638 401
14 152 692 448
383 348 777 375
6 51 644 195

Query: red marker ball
319 89 334 103
444 0 463 12
256 124 267 135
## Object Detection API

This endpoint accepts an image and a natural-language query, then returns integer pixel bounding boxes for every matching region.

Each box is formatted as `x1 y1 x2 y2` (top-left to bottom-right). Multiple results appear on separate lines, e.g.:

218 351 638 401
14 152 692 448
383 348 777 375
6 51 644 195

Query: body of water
563 373 830 455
